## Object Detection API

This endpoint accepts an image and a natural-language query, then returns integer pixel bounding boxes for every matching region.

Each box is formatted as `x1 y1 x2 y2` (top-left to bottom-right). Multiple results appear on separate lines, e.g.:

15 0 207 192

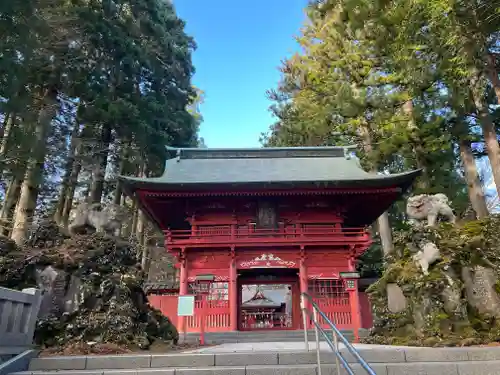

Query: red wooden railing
313 296 352 329
184 282 231 332
308 279 352 329
165 225 370 246
185 298 231 332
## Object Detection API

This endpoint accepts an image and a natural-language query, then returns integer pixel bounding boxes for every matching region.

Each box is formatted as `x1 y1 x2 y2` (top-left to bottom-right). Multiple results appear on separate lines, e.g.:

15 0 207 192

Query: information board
177 295 195 316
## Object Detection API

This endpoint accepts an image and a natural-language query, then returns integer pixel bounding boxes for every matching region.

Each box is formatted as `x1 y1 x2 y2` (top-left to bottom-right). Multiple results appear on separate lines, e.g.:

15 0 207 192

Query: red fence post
348 283 361 343
200 294 207 345
178 253 188 340
229 253 238 331
299 248 308 329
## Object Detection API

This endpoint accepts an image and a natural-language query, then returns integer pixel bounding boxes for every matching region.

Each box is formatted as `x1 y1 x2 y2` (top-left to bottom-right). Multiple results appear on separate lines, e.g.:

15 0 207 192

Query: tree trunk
130 201 139 236
0 177 21 236
0 113 9 142
113 181 123 205
358 123 394 256
459 139 489 218
113 145 128 205
470 75 500 198
0 113 9 188
377 212 394 256
141 228 149 272
136 211 145 245
60 148 83 228
486 54 500 105
82 182 91 200
11 88 58 245
0 113 16 180
121 198 136 238
0 113 14 156
89 124 112 203
54 123 81 224
403 100 430 190
135 163 148 245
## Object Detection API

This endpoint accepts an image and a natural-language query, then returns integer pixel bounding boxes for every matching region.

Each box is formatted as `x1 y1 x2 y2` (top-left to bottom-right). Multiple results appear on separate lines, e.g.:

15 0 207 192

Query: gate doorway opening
238 268 300 331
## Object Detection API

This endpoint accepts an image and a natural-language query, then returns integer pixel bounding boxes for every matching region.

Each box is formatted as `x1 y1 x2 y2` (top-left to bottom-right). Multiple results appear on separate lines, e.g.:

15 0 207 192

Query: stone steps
9 346 500 375
12 361 500 375
179 329 366 344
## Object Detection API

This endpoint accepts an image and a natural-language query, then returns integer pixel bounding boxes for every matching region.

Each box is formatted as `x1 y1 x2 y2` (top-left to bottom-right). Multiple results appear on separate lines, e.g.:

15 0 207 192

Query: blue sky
174 0 309 148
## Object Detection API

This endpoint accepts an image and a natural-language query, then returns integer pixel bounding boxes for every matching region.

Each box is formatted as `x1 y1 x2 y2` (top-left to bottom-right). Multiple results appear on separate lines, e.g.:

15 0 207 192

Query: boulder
0 223 178 349
386 284 407 313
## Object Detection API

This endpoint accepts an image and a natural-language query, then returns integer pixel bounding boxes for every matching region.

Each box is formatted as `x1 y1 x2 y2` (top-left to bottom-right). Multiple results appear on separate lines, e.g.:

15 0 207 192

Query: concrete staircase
8 346 500 375
180 329 369 344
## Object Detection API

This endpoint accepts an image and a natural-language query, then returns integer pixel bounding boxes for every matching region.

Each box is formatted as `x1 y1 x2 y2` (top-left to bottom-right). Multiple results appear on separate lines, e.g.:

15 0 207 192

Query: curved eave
119 169 421 230
118 169 421 195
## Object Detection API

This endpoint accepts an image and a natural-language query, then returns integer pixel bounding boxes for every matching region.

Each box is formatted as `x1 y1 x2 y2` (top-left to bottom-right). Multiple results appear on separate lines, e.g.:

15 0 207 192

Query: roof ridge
166 145 356 160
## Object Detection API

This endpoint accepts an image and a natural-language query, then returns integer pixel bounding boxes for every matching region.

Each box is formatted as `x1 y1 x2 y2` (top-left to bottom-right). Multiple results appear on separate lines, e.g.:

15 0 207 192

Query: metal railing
0 287 42 353
300 293 375 375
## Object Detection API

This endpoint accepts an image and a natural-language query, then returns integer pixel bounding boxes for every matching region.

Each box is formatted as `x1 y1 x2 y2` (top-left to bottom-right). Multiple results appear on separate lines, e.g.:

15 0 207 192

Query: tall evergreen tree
0 0 200 245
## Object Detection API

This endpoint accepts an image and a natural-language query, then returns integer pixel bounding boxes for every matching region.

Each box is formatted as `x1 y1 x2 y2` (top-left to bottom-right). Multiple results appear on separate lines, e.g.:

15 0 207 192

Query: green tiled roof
119 146 420 191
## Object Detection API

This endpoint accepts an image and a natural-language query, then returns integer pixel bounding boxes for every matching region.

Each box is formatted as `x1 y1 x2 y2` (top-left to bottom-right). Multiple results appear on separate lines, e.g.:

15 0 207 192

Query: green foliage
264 0 472 184
262 0 500 271
357 240 384 278
0 0 199 213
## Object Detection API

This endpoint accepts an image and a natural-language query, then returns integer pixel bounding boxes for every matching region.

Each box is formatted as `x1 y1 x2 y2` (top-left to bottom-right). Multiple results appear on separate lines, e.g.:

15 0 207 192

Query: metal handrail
300 292 376 375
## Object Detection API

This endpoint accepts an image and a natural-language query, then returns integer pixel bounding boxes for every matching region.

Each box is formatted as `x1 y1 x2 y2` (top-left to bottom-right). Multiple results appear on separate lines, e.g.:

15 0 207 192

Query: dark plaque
256 200 278 229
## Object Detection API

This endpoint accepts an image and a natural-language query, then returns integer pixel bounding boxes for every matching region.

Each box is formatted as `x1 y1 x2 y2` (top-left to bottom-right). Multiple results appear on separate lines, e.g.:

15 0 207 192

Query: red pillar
299 253 308 329
348 256 361 343
200 293 207 345
229 248 238 331
178 252 188 336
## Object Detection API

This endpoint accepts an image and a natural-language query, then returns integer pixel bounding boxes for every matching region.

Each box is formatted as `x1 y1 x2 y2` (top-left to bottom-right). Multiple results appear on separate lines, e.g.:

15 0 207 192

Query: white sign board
177 295 195 316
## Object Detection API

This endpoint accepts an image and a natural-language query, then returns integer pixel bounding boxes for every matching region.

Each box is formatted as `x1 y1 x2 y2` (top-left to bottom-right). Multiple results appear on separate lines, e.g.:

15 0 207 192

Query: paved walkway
183 341 412 353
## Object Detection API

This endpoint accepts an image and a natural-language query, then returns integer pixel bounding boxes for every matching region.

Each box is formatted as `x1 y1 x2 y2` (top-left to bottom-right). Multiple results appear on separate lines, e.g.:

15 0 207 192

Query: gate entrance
308 279 352 329
238 268 300 331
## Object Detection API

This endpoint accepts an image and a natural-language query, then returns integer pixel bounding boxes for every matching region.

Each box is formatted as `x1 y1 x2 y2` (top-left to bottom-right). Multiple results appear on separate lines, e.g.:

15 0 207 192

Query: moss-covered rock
0 223 178 350
363 216 500 347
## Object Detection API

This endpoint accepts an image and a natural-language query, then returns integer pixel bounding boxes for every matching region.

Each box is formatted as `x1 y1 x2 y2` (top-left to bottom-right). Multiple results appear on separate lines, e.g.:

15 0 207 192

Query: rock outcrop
365 217 500 346
0 222 178 349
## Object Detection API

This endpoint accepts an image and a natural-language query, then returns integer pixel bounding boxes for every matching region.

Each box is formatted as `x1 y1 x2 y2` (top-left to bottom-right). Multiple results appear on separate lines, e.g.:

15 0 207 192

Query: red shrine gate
152 245 370 334
121 146 420 338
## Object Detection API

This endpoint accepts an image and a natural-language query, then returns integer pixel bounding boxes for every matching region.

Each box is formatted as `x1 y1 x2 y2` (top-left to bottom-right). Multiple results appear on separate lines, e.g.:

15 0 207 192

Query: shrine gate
121 146 419 338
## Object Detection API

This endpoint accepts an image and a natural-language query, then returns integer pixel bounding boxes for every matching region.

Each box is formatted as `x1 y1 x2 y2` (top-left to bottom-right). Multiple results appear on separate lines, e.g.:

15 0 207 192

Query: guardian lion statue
406 193 456 227
413 242 440 275
68 202 129 236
